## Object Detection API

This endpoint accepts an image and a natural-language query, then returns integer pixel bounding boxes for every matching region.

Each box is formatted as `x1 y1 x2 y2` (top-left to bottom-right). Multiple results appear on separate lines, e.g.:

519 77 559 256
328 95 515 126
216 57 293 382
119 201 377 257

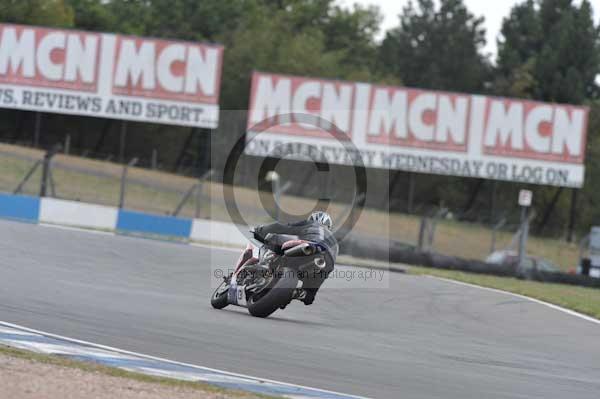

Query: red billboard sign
247 72 589 187
0 23 223 128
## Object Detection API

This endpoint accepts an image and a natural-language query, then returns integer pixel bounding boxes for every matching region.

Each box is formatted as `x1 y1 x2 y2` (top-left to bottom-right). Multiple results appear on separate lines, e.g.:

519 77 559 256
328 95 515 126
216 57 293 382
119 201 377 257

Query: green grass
0 344 274 398
409 266 600 320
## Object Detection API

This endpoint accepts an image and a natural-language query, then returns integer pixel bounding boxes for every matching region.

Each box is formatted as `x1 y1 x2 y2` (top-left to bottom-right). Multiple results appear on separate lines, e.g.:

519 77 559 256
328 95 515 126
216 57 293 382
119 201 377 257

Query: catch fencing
0 141 581 272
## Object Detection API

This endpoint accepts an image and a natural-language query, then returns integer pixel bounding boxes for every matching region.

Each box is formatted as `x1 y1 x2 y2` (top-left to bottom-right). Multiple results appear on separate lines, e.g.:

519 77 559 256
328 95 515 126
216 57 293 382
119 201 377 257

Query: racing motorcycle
211 233 329 318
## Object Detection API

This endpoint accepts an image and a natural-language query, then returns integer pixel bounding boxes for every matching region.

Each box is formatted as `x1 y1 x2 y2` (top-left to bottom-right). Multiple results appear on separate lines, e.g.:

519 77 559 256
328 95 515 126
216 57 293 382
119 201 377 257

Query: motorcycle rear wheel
247 267 298 318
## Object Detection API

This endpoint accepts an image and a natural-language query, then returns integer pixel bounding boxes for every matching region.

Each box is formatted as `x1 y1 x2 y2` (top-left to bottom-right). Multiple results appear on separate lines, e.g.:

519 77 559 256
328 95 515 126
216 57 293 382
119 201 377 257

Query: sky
335 0 537 59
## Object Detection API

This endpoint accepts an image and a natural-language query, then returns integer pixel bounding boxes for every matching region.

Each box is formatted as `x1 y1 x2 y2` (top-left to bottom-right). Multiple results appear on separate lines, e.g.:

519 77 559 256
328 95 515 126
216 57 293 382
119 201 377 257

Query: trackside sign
0 24 223 128
246 72 589 187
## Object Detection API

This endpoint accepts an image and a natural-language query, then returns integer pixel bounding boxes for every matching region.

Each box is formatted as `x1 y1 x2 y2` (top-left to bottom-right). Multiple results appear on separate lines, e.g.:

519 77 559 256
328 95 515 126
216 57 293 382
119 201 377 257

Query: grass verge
0 344 274 398
409 266 600 320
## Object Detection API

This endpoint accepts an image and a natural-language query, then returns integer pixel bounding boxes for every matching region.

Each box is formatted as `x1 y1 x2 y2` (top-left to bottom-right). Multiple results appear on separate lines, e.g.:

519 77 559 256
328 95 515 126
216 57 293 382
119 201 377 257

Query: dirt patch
0 351 264 399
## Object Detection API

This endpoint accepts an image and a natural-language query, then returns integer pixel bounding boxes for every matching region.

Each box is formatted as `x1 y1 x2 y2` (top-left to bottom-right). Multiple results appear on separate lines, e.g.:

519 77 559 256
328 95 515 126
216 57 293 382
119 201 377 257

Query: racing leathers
252 220 338 305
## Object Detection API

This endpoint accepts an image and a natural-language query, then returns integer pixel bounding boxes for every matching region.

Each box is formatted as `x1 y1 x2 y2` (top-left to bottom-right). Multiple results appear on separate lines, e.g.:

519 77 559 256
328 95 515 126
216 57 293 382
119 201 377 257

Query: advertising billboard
246 72 589 187
0 24 223 128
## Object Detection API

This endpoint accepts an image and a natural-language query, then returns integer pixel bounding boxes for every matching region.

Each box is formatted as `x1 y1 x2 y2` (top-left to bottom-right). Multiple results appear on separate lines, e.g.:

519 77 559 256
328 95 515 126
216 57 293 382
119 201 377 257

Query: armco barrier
117 210 193 238
0 193 40 222
0 193 248 246
191 219 248 247
40 198 118 230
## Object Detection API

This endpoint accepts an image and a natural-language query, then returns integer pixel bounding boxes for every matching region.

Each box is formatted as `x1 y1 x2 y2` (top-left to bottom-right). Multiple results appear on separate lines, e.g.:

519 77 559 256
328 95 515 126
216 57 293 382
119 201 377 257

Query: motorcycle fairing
228 280 248 307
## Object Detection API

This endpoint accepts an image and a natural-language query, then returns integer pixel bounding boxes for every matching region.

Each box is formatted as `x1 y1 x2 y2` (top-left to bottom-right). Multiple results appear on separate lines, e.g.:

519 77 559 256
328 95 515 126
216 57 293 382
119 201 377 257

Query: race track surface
0 220 599 399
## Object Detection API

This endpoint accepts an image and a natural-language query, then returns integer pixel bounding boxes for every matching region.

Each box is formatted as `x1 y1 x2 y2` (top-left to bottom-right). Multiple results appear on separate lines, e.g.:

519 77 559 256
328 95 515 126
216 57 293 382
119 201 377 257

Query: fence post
266 171 281 221
152 149 158 170
40 144 62 197
517 206 529 273
517 190 533 274
172 184 197 217
490 180 497 223
426 208 448 250
490 218 506 254
579 234 590 263
172 169 213 217
119 121 128 164
195 183 202 219
407 173 415 214
33 112 42 148
417 217 427 251
119 157 138 209
194 170 213 219
14 161 42 194
273 177 281 222
567 189 578 242
64 134 71 155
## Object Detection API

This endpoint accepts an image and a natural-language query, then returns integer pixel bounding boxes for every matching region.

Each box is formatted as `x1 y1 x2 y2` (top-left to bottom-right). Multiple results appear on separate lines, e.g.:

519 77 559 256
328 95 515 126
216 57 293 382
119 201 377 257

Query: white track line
190 242 242 253
0 321 368 399
38 223 116 236
38 223 245 252
428 276 600 326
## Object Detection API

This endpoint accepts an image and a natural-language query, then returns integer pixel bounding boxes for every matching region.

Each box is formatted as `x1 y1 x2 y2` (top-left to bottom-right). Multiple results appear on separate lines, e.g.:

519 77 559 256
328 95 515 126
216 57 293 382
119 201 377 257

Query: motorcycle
211 233 329 318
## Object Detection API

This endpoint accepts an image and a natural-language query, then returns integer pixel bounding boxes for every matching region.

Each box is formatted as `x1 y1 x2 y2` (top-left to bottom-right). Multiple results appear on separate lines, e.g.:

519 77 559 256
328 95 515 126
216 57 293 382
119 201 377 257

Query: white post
517 190 533 273
266 171 281 221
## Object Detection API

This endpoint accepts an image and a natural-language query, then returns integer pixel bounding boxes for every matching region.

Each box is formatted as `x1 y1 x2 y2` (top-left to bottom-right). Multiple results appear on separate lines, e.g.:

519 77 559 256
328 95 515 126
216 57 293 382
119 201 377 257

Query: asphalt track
1 219 600 399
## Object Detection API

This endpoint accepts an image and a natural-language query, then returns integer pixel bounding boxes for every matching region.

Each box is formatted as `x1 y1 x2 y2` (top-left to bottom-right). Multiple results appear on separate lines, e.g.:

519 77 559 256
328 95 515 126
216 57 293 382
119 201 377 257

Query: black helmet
308 211 333 230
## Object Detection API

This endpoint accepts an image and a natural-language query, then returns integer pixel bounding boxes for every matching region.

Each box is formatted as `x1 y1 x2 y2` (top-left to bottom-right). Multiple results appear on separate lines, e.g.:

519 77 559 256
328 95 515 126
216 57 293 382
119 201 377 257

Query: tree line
0 0 599 238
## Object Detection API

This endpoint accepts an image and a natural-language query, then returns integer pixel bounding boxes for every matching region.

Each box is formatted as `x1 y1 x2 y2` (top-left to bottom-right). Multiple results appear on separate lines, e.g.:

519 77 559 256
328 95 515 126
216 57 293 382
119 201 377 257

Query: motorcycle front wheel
247 267 298 318
211 281 229 309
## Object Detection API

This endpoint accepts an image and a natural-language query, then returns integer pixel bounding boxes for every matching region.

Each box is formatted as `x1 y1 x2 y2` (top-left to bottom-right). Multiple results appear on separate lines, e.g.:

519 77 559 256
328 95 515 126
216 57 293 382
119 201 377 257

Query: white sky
337 0 591 59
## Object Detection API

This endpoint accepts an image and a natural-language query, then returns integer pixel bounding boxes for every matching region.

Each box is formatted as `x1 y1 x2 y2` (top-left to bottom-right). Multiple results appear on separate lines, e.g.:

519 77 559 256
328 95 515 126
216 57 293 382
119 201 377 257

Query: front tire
211 281 229 309
247 267 298 318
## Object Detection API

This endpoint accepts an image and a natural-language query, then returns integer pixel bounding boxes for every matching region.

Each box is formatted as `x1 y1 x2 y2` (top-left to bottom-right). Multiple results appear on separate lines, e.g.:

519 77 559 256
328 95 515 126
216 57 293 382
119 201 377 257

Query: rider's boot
302 289 316 305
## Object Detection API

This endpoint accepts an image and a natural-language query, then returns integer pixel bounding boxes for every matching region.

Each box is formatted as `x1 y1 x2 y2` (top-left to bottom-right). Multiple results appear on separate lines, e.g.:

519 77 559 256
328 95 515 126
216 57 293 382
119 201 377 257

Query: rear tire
247 267 298 318
211 281 229 309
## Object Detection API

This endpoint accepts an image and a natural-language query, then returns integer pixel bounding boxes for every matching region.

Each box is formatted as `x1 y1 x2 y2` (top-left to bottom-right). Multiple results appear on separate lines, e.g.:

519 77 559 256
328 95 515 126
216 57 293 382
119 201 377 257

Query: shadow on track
213 307 334 328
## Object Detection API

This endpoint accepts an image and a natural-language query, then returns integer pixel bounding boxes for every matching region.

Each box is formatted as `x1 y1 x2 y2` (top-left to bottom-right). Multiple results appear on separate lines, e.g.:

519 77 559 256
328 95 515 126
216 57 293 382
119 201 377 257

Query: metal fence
0 142 581 271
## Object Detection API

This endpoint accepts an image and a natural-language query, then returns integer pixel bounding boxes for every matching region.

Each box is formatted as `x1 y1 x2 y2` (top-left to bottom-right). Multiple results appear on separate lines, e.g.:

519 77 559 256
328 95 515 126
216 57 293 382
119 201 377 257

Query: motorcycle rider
251 211 337 305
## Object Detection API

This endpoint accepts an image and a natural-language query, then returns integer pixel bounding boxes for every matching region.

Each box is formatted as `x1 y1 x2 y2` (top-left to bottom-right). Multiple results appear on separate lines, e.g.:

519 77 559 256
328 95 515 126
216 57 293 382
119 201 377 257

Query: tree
378 0 490 93
494 0 600 237
220 5 344 109
66 0 115 31
322 4 383 81
377 0 492 216
220 1 386 109
496 0 600 102
0 0 74 27
143 0 248 41
261 0 333 31
255 0 383 81
578 100 600 230
102 0 151 35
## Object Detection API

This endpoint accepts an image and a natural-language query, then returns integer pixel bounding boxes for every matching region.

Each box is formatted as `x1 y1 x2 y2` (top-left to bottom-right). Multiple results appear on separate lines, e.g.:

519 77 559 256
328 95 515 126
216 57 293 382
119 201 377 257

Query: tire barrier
338 231 600 289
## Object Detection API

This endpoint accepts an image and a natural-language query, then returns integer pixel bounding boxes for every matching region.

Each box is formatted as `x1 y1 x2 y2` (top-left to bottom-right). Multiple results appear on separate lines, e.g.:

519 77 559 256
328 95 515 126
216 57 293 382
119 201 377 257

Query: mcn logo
482 99 585 162
112 37 221 103
0 24 223 104
0 25 100 91
249 72 587 164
